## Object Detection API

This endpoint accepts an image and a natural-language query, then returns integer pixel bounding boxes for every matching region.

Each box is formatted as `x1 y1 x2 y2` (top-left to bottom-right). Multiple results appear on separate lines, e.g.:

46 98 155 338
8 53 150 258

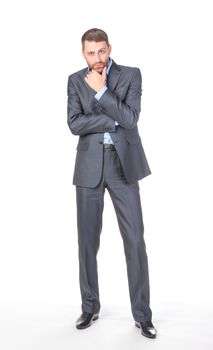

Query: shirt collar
106 57 113 75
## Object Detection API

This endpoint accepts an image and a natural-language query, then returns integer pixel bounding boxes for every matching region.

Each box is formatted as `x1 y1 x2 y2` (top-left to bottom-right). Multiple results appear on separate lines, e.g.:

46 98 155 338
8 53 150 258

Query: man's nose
94 53 101 62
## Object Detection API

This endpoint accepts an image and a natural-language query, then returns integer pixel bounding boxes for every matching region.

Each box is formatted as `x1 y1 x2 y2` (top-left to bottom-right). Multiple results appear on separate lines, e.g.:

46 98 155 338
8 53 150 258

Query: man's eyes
88 50 105 56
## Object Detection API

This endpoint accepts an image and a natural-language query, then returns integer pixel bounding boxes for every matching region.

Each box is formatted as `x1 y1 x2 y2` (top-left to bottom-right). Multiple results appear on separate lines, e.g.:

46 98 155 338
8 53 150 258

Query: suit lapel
107 61 121 91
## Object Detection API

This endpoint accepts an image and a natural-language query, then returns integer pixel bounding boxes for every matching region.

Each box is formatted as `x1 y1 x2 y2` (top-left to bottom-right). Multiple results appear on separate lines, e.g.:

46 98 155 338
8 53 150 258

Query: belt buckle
104 144 115 150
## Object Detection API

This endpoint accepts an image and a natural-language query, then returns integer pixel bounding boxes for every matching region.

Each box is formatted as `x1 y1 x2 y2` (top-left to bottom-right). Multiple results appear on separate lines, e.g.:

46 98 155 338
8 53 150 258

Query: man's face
82 40 112 73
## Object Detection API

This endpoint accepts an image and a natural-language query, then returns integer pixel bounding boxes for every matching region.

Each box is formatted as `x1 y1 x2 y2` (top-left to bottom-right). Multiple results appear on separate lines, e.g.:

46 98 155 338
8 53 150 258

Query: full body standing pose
67 28 157 339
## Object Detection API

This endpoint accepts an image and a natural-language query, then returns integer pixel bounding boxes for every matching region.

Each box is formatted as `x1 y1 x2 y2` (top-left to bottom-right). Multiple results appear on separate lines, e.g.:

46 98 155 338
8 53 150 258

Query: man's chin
93 65 105 73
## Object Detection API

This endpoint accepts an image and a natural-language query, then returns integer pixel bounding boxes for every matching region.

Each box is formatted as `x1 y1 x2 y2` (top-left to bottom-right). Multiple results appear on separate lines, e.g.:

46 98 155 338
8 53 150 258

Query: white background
0 0 213 349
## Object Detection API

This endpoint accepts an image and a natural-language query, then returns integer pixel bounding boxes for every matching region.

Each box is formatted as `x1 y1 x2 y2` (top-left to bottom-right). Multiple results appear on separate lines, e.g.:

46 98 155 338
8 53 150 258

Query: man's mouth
94 64 104 69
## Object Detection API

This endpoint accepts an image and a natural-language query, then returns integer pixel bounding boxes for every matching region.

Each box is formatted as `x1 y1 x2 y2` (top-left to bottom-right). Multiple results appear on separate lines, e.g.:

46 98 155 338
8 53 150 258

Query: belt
103 144 116 151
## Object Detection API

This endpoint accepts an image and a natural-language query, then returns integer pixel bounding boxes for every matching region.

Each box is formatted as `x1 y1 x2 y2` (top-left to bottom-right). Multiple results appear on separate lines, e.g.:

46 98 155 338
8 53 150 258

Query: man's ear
108 45 112 55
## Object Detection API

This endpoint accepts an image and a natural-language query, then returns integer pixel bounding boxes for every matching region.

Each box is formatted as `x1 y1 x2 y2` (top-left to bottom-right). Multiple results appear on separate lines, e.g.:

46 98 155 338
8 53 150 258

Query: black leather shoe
76 312 99 329
135 320 157 339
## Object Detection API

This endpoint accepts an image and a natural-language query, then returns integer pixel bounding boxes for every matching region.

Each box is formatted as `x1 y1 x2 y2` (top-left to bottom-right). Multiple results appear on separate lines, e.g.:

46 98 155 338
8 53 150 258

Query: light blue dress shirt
94 58 117 144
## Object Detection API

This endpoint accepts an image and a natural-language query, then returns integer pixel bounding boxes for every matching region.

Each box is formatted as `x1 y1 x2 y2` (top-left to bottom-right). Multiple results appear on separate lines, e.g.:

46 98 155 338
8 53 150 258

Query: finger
85 72 91 80
91 69 98 75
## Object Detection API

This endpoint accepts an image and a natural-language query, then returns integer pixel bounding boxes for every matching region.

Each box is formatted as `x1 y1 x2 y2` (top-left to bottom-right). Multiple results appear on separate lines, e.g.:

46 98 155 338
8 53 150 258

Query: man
67 28 157 339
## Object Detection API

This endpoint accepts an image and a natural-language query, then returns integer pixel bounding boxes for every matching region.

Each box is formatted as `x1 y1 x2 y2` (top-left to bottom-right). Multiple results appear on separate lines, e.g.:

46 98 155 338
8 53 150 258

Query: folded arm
67 77 115 136
97 68 142 129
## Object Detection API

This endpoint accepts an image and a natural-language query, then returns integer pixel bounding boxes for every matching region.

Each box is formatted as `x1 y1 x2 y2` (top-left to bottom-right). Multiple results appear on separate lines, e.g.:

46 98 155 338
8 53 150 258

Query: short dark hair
81 28 109 48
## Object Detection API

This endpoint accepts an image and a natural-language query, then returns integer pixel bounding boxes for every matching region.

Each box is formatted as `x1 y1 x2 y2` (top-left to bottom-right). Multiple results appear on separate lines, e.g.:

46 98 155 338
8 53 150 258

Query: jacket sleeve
97 68 142 129
67 76 115 136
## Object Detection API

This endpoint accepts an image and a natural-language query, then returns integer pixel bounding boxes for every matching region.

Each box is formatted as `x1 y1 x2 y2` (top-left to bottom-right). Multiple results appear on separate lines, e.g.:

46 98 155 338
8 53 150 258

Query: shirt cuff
95 86 108 100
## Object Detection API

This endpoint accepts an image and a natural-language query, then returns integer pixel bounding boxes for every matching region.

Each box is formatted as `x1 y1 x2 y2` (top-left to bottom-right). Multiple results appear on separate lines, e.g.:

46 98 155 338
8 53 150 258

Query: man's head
81 28 111 73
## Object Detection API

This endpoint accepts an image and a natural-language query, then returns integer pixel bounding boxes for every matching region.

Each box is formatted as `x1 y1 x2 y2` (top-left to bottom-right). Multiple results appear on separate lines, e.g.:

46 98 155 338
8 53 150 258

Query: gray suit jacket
67 60 151 188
